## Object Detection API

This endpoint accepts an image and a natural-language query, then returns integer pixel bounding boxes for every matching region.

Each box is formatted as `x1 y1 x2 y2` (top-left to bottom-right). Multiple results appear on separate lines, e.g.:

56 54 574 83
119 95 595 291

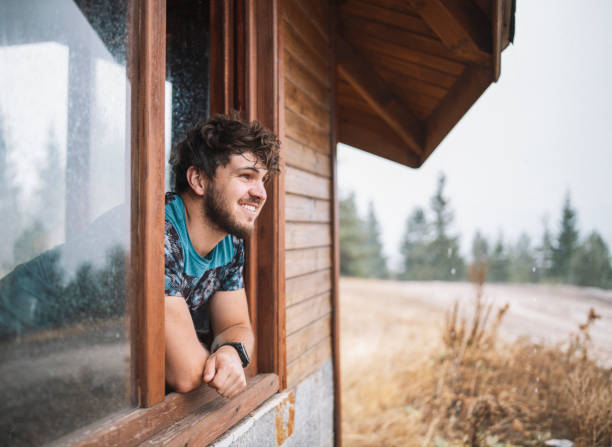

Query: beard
203 182 254 240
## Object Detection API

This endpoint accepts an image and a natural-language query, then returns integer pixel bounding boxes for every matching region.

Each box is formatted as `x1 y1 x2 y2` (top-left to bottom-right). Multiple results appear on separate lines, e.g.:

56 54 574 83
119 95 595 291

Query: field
340 278 612 447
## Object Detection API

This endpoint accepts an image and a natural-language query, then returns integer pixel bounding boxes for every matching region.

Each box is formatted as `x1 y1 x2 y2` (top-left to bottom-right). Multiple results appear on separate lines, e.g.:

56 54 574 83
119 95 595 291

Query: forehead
227 152 267 171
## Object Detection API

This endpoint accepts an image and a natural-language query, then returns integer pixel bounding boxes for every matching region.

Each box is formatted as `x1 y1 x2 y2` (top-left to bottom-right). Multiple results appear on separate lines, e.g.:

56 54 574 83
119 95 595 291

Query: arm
203 289 254 398
165 295 210 393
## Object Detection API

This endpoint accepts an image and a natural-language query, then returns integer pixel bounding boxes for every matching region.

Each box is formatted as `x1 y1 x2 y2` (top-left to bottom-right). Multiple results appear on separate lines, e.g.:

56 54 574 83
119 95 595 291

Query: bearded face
202 153 267 239
203 180 259 239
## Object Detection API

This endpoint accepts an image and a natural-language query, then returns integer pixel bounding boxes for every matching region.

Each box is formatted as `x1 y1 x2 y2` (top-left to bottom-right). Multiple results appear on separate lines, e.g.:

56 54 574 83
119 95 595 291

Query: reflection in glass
0 1 130 445
165 0 210 190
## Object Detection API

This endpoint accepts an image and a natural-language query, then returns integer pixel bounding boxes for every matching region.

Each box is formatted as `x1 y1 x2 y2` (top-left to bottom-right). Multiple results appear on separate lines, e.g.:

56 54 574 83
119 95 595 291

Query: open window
0 0 284 445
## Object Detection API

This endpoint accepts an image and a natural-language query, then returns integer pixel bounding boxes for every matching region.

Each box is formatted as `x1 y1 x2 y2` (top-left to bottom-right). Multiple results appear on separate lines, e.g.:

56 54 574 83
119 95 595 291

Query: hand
203 345 247 398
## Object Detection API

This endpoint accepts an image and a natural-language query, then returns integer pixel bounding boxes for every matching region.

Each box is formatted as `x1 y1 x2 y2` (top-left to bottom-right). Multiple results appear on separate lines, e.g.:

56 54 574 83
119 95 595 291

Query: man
164 113 279 397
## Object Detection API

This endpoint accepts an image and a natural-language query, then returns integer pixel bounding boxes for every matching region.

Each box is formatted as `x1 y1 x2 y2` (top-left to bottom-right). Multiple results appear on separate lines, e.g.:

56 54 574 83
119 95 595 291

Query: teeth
241 204 256 212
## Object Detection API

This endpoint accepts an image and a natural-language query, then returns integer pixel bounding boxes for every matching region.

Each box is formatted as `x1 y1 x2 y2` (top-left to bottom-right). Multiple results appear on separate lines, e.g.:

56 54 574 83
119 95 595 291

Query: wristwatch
213 342 250 368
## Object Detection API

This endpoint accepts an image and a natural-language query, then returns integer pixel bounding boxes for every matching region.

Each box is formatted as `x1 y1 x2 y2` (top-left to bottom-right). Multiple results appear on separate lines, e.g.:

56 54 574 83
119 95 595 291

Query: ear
186 166 207 196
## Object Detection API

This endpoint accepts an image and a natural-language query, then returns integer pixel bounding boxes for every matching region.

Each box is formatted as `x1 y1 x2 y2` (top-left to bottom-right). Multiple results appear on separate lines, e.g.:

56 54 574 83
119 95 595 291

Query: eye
239 173 250 180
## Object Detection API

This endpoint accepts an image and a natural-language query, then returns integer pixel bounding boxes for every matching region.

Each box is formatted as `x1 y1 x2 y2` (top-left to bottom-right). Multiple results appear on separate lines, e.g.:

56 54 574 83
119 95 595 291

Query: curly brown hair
169 112 280 193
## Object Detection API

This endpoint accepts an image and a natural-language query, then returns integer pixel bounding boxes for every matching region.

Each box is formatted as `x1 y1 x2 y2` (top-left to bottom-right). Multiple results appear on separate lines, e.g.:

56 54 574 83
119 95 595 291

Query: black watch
213 342 250 368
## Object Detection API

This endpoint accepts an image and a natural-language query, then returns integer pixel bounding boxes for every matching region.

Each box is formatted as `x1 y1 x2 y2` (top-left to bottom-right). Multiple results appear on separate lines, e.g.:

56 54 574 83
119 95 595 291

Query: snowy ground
340 278 612 365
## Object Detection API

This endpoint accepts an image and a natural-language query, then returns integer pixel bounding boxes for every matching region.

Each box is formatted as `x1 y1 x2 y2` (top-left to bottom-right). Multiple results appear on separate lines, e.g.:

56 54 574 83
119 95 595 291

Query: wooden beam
408 0 492 65
336 35 424 158
422 66 491 164
492 0 503 81
127 0 166 408
338 118 420 168
331 6 342 446
246 0 287 390
141 374 279 446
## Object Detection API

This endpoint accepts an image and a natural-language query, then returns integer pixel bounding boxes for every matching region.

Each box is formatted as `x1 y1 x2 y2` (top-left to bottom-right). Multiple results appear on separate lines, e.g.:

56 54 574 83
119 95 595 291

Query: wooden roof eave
334 0 516 169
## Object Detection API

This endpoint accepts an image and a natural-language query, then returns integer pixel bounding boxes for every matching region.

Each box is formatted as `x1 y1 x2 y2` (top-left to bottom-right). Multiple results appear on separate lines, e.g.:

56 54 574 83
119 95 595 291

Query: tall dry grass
341 272 612 447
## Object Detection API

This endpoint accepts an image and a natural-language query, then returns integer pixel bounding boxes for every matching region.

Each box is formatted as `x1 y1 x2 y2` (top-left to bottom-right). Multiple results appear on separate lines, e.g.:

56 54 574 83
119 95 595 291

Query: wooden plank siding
281 0 333 387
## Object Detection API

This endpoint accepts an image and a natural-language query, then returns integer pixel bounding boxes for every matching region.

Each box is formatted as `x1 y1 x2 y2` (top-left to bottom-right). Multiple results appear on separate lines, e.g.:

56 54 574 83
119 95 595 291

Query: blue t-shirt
164 192 244 345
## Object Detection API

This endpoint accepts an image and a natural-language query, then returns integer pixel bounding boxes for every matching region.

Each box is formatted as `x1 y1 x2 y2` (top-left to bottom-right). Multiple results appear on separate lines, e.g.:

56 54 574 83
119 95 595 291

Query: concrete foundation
210 360 334 447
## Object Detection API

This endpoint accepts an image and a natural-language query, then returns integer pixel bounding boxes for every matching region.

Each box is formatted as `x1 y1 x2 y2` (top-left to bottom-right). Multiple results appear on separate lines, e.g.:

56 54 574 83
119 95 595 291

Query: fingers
203 355 216 383
204 349 248 398
222 373 247 399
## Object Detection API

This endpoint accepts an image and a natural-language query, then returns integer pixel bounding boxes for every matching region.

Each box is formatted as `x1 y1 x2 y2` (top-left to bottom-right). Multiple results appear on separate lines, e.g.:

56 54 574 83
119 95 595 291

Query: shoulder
230 235 244 261
165 191 178 205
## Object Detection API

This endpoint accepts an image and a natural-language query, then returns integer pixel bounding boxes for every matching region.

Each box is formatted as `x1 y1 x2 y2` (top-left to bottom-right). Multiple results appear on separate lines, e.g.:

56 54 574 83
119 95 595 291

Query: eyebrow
235 166 268 174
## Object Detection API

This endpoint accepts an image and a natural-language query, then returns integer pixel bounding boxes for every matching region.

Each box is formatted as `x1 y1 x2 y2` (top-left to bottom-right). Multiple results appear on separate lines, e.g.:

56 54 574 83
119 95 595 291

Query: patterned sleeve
164 219 183 296
219 237 245 291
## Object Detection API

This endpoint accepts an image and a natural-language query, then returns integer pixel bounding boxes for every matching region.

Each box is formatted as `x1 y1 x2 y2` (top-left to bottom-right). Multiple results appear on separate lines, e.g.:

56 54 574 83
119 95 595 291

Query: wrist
213 342 250 367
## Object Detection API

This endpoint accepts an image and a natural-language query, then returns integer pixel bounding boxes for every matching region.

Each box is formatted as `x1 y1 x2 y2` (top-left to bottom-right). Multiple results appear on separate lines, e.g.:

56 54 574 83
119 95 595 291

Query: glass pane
165 0 210 190
0 1 131 445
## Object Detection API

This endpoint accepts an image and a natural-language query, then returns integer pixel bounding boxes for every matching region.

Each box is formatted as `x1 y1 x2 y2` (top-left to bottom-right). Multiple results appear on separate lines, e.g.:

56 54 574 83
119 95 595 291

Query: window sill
51 373 279 447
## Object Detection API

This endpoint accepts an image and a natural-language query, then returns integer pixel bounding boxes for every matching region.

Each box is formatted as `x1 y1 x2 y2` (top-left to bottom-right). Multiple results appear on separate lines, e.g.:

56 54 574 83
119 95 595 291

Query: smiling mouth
240 203 258 214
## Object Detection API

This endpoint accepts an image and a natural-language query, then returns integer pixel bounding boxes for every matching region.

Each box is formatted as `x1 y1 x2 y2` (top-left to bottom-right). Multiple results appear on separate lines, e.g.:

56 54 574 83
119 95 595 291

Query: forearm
211 323 254 358
165 296 210 393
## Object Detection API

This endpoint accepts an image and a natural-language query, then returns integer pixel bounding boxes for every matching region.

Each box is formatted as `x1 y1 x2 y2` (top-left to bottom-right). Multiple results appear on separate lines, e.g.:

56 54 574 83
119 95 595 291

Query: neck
180 191 227 257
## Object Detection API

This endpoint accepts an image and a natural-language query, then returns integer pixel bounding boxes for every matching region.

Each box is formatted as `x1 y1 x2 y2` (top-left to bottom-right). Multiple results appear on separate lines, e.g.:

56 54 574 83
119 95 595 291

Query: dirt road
340 278 612 364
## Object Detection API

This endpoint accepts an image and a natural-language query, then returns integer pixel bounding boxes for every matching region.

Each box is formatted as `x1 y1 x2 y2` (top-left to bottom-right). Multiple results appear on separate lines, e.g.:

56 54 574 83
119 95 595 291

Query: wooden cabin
0 0 514 445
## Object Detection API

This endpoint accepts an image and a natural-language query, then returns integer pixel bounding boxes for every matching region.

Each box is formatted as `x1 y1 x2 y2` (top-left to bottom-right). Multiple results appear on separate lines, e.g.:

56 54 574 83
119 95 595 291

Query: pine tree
400 207 431 280
536 216 555 280
552 192 579 281
508 233 538 283
339 192 369 277
471 230 489 272
570 232 612 289
0 113 23 274
427 173 464 280
363 202 388 278
488 233 509 282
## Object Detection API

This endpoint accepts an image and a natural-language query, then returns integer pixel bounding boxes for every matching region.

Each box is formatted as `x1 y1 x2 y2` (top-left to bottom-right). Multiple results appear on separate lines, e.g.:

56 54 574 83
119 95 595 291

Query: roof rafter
408 0 492 66
336 35 424 158
421 66 491 164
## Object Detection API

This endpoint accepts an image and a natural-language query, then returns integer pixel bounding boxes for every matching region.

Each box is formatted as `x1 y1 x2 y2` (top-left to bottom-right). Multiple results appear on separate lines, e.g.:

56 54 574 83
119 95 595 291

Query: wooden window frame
52 0 285 445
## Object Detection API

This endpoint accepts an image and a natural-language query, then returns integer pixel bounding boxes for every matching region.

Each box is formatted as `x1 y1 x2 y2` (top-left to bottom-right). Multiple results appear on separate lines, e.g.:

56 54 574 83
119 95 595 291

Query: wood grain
285 166 331 200
284 137 332 175
285 78 331 131
283 0 328 57
340 0 434 37
247 0 287 389
283 19 330 88
285 222 331 250
285 107 330 152
285 246 332 278
337 35 424 156
286 314 332 363
286 270 332 306
285 194 330 223
50 378 259 447
127 0 166 408
345 32 466 76
142 374 279 446
287 336 332 387
284 49 330 109
286 292 331 335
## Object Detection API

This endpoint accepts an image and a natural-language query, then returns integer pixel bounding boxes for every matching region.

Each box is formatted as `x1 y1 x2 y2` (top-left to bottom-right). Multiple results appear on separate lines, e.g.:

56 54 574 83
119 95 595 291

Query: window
0 1 284 445
0 1 131 444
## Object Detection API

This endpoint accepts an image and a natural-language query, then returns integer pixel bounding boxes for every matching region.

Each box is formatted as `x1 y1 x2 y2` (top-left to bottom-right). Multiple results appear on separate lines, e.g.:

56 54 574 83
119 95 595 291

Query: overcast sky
338 0 612 270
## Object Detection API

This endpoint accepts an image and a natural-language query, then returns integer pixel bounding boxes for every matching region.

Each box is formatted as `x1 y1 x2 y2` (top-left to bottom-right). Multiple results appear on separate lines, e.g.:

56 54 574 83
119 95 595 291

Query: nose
250 179 267 204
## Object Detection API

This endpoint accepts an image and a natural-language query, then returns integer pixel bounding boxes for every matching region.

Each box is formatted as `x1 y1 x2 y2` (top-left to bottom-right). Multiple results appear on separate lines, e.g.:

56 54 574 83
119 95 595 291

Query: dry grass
341 273 612 447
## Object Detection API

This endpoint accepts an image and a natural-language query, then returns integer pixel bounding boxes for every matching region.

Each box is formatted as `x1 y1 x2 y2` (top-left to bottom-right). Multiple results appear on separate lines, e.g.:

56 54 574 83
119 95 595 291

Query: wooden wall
281 0 334 388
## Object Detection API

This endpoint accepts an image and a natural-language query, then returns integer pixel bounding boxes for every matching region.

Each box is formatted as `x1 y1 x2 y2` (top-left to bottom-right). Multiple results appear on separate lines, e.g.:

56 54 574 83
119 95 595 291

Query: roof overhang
336 0 516 168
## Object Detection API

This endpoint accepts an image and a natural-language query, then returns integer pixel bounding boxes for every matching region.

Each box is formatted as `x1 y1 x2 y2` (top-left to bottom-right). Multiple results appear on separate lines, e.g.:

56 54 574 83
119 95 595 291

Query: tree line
340 173 612 289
